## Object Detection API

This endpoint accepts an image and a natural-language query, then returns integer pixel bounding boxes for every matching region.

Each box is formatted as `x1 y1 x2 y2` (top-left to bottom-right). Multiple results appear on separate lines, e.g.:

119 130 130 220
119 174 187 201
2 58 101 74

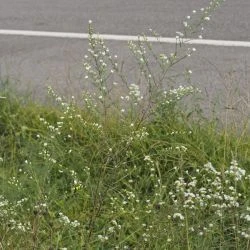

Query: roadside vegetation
1 0 249 249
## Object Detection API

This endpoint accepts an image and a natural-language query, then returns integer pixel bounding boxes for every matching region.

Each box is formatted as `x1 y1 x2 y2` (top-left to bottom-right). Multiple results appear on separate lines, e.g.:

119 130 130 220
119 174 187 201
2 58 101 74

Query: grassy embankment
0 0 249 249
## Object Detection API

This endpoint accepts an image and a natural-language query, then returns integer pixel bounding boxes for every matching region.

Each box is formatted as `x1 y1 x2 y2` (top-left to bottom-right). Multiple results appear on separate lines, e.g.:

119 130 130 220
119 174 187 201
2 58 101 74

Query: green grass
0 81 249 249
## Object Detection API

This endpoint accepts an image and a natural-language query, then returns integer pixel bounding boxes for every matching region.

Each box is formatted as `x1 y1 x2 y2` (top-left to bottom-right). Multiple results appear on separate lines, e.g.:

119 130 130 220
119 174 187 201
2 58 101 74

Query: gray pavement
0 0 249 117
0 0 249 40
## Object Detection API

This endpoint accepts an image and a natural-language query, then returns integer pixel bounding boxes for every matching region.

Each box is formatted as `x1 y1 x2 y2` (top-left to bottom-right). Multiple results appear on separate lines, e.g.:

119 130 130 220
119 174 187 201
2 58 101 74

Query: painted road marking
1 29 250 47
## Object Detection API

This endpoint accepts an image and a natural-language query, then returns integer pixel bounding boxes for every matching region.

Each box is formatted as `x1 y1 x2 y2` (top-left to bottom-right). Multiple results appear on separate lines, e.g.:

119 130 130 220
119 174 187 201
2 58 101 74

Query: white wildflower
173 213 184 220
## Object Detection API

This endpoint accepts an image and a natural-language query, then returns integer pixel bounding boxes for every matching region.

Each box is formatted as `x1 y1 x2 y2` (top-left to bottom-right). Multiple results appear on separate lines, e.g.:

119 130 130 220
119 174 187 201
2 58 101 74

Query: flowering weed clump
1 0 250 249
1 88 249 250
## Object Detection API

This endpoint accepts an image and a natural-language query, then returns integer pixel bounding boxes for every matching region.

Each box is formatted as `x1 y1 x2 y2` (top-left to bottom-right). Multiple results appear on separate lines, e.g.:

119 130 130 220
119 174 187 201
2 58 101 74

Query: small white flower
173 213 184 220
71 220 80 227
98 235 108 242
183 21 188 27
176 31 184 37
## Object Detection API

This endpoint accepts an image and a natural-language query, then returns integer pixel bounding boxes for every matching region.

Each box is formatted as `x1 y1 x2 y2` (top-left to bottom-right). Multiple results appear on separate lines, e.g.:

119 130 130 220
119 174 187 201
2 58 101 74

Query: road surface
0 0 249 118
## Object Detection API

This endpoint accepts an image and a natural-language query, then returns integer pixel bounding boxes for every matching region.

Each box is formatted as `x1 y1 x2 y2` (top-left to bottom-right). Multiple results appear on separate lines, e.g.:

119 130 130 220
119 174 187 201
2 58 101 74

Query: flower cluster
0 195 31 233
181 0 226 39
170 160 249 238
225 160 246 181
58 212 80 228
129 83 143 104
163 85 200 104
126 126 149 144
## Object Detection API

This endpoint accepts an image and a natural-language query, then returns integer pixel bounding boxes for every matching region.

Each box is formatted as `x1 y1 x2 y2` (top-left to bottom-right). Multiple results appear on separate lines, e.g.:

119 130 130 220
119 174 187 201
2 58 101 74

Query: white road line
1 29 250 48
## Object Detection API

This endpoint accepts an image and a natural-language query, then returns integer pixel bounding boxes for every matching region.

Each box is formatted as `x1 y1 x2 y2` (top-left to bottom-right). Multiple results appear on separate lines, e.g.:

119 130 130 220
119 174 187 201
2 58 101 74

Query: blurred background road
0 0 249 114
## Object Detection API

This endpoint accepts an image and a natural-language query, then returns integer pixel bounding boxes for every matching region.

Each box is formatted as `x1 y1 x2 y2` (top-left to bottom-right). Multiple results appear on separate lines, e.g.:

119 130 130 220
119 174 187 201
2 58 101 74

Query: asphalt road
1 0 249 40
0 0 249 117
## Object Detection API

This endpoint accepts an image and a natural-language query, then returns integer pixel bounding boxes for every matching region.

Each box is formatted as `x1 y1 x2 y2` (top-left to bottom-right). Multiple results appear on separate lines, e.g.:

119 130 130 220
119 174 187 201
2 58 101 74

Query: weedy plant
1 0 250 249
